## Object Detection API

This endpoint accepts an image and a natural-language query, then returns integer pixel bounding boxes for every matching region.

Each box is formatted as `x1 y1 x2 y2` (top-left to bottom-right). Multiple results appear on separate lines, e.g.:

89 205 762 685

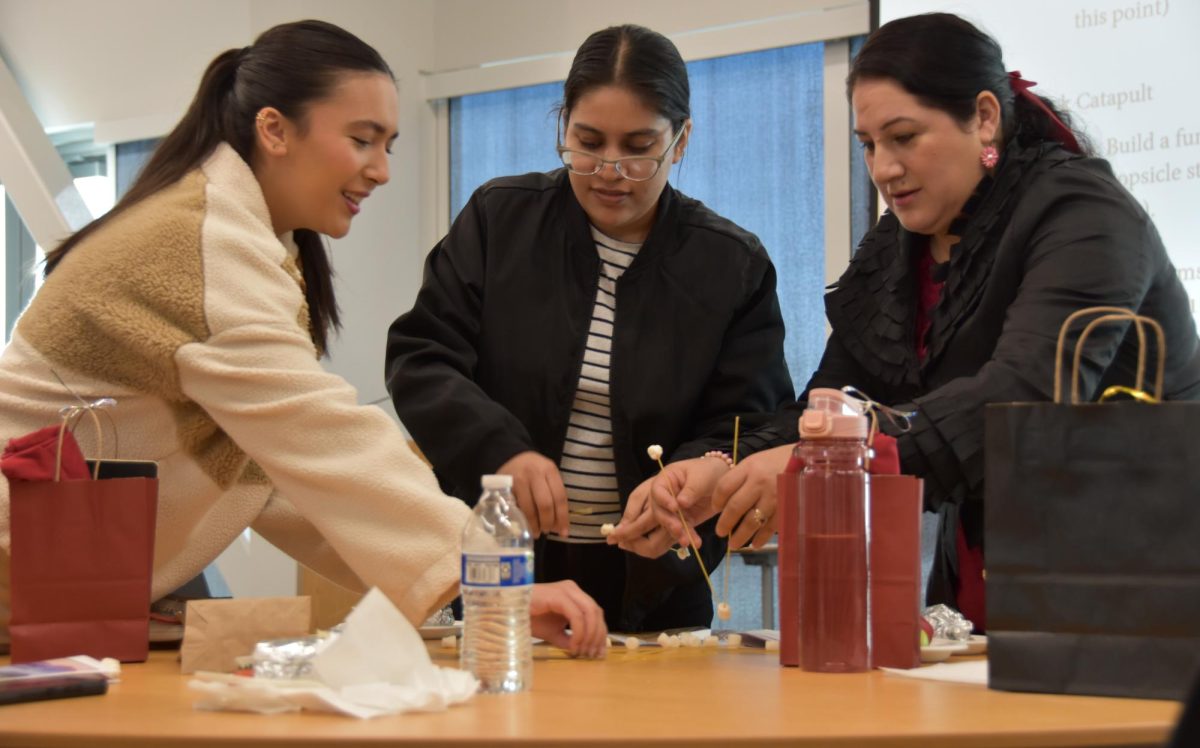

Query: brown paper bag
179 596 312 673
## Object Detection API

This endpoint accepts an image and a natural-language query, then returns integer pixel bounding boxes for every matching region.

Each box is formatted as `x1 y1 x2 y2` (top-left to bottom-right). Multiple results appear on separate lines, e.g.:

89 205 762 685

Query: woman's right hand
497 450 568 538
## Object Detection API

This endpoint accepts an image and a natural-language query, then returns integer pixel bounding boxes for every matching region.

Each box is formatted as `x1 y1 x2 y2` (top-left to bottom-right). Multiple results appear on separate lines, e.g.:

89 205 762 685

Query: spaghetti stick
676 506 715 597
647 444 715 597
732 415 741 465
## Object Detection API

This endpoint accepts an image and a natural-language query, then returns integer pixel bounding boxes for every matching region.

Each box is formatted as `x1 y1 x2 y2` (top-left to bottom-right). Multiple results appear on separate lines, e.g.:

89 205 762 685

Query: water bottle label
461 553 534 587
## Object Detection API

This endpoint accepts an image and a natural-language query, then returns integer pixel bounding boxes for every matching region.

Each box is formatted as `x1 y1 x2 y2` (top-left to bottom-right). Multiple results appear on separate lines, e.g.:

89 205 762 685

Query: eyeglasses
556 127 685 182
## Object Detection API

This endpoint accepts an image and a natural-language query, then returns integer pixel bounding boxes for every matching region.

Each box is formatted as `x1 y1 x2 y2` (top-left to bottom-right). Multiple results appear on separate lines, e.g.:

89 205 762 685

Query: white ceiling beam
0 53 91 252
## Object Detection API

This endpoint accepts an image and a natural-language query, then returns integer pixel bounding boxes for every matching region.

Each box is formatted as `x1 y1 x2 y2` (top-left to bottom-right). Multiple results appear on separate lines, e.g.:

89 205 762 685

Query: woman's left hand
530 580 608 659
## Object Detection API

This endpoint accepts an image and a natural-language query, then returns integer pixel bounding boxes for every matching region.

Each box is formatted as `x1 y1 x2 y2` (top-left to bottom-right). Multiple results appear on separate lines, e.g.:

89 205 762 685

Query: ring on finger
752 507 768 526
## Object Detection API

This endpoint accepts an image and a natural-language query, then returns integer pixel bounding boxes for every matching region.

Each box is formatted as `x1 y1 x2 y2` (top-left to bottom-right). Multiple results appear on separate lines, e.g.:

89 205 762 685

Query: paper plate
920 641 969 663
418 622 463 640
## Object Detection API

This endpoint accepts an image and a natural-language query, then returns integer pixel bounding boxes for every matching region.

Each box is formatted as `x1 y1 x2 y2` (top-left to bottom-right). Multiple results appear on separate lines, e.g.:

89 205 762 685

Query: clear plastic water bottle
796 388 871 673
460 474 533 693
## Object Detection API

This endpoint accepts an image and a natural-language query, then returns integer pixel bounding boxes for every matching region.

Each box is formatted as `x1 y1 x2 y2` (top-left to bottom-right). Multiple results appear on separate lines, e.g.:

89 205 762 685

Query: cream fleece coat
0 144 470 641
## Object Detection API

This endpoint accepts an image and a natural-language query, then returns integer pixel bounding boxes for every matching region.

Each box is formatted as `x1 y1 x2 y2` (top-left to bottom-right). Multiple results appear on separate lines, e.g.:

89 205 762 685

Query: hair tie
1006 71 1082 154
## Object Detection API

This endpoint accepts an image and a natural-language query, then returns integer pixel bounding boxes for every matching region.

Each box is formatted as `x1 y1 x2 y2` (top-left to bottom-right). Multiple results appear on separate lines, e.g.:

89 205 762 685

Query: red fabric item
955 520 987 632
915 248 946 362
1007 71 1083 154
2 425 90 482
869 433 900 475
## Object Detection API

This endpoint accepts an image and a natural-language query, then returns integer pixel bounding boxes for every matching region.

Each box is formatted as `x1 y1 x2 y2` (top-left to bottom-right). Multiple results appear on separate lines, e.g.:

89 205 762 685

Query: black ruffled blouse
744 138 1200 607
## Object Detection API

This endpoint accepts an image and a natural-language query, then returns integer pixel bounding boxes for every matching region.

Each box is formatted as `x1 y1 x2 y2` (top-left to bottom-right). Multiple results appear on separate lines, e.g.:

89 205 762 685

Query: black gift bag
985 308 1200 700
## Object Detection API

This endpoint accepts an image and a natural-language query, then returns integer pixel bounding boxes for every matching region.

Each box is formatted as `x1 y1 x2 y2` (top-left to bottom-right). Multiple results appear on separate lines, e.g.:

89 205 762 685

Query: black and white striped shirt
555 227 641 543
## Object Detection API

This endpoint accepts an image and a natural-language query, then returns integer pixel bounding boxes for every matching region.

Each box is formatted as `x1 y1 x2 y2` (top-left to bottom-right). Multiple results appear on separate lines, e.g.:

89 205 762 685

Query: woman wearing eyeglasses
385 24 793 631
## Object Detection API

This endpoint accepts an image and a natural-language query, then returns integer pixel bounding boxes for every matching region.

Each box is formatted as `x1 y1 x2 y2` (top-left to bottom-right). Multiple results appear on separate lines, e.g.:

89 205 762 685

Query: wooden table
0 647 1180 747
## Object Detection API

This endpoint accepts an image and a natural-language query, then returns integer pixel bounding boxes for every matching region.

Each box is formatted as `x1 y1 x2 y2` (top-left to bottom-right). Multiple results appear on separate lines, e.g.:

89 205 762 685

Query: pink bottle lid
799 388 869 440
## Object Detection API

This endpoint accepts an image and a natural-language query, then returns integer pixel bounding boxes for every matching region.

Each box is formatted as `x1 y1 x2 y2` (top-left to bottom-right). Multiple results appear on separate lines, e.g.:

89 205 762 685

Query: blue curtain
674 44 825 390
449 81 562 216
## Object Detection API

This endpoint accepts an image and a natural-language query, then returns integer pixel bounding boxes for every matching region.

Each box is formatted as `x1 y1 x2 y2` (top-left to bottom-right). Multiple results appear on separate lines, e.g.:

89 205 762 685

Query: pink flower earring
980 145 999 169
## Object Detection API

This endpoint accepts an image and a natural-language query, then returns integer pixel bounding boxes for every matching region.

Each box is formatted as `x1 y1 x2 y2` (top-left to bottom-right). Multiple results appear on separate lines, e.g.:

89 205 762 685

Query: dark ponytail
560 24 690 134
44 20 394 354
847 13 1093 156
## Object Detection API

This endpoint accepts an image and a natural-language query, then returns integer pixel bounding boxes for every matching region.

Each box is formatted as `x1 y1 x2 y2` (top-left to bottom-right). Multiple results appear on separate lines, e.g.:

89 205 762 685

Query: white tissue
190 588 478 719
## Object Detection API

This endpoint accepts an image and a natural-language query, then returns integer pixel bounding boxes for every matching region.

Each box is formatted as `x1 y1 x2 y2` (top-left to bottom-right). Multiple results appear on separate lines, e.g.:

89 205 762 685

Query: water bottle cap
481 474 513 490
799 388 868 439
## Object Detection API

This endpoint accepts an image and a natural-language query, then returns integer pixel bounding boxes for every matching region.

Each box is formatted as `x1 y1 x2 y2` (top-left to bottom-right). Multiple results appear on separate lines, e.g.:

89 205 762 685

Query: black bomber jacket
385 169 794 628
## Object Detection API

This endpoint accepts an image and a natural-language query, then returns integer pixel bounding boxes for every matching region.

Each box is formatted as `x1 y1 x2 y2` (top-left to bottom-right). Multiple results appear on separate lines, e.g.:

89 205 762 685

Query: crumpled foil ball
922 603 974 641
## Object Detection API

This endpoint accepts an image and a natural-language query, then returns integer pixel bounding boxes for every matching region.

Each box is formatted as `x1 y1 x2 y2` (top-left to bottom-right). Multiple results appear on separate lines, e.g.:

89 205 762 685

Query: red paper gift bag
868 473 923 669
5 410 158 664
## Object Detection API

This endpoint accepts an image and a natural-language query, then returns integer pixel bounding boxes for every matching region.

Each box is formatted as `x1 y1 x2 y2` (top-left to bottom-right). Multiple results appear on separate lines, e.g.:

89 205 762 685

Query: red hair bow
1007 71 1082 154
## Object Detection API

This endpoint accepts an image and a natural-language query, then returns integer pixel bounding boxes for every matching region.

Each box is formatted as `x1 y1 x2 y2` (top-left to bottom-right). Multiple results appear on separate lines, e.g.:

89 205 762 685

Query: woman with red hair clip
616 12 1200 629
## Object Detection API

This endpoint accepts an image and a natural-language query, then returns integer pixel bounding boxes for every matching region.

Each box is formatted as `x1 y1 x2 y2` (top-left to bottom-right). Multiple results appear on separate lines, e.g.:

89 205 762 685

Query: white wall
0 1 250 139
432 0 851 71
424 0 867 101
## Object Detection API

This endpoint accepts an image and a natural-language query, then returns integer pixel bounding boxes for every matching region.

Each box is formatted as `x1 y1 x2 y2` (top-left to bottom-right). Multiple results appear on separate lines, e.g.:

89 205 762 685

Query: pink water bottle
797 388 870 673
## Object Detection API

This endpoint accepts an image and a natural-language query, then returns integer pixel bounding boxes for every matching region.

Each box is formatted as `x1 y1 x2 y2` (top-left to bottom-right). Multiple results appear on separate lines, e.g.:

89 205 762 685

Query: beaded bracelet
702 450 734 468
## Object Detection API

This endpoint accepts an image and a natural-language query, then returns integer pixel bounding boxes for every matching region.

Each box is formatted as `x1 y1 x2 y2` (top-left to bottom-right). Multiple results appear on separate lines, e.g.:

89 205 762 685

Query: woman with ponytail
0 19 606 656
626 12 1200 628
